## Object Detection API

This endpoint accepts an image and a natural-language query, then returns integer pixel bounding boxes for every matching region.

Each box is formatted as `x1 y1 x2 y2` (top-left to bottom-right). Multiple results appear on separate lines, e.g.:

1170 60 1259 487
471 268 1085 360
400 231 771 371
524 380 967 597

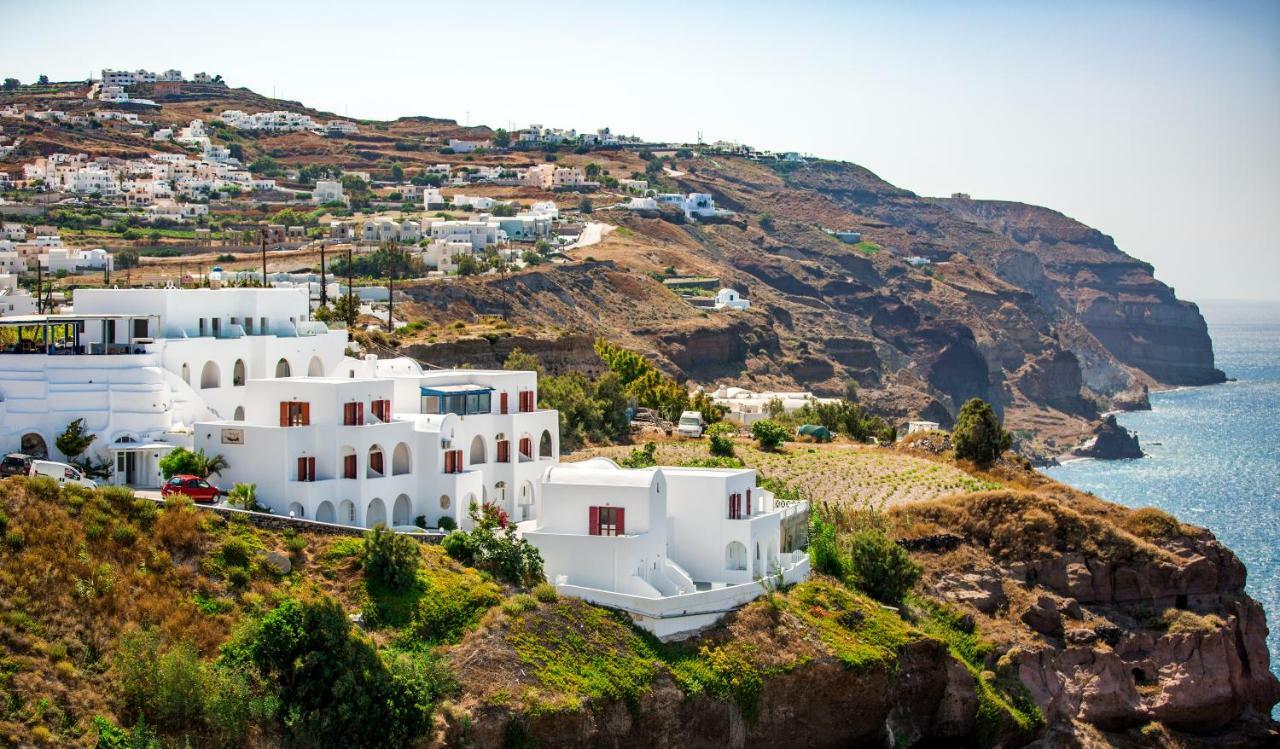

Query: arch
200 360 220 389
180 362 191 384
469 434 486 464
493 481 507 507
232 359 246 387
518 481 536 521
367 444 385 478
539 429 554 459
307 356 325 376
439 494 452 510
287 501 305 518
392 442 411 475
366 497 387 527
20 432 48 459
233 406 245 421
726 541 748 571
392 494 411 526
275 358 291 378
315 500 336 523
339 499 356 525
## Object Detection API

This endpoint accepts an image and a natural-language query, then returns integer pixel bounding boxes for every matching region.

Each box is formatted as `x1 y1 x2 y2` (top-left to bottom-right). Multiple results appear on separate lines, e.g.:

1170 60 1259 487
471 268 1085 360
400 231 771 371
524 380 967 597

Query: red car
161 474 224 504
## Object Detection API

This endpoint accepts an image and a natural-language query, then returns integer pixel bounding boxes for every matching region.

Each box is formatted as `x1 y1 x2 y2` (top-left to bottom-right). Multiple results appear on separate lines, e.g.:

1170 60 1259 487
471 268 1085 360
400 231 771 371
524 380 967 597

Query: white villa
712 287 750 310
524 458 809 638
709 386 839 426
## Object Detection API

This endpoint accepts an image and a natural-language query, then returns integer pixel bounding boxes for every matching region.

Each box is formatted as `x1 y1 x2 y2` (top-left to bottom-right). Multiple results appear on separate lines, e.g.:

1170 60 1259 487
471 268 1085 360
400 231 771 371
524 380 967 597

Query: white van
29 460 98 489
677 411 706 438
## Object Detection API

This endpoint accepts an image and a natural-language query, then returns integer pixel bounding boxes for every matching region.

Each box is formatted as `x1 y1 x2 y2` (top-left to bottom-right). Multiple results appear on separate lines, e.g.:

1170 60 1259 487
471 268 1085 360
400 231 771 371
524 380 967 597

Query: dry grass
575 439 999 508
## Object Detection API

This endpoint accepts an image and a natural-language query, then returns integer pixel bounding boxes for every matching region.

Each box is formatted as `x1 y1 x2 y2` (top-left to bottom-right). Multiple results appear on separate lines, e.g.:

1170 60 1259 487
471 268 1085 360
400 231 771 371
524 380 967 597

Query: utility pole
346 246 354 337
319 243 327 306
35 261 43 314
260 227 268 288
385 241 395 331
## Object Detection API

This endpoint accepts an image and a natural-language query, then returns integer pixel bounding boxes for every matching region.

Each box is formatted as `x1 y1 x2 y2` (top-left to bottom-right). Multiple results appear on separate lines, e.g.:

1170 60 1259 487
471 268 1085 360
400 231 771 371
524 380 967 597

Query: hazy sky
6 0 1279 301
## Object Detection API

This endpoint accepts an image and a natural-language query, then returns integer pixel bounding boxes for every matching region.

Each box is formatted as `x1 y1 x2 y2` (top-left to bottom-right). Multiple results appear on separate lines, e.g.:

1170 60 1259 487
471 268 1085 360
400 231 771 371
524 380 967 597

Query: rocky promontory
1071 414 1145 460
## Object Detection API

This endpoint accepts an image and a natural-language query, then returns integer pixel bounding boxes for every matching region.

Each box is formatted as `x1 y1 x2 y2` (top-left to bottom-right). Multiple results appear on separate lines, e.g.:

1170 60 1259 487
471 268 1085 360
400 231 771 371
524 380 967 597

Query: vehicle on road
677 410 706 438
161 474 224 504
29 460 97 489
0 453 33 478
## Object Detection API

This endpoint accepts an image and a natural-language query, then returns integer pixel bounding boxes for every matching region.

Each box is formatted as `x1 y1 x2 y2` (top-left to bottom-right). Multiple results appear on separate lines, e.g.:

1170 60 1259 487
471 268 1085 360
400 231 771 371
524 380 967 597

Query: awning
420 384 493 396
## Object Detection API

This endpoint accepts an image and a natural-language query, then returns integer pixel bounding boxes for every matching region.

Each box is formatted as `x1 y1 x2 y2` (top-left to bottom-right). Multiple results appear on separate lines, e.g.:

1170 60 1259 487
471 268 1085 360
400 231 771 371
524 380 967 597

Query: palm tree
194 449 229 478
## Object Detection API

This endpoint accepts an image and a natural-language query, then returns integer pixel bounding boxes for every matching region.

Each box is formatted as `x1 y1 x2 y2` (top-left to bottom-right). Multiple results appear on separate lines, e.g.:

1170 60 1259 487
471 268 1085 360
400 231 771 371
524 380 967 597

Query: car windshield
679 416 700 425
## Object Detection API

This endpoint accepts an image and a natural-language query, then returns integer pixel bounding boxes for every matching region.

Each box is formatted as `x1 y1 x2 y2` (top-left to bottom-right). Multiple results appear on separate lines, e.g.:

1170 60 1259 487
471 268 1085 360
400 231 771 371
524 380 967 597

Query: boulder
1022 595 1065 637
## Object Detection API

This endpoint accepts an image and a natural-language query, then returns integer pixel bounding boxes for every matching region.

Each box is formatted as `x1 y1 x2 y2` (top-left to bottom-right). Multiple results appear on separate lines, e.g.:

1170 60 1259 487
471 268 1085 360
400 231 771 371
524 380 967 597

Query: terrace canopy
0 313 159 355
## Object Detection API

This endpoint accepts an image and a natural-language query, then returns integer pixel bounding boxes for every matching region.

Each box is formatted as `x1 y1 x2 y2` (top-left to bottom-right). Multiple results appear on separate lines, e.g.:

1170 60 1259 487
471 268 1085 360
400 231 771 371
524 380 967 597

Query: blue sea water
1045 300 1280 696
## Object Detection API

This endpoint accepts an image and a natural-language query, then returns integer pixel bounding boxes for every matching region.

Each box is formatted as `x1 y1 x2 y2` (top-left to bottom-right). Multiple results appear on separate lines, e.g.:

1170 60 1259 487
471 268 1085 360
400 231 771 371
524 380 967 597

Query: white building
523 458 809 639
0 288 347 487
0 274 37 317
712 287 750 310
905 420 941 435
447 139 485 153
709 386 838 427
40 248 113 274
312 180 346 205
427 219 503 250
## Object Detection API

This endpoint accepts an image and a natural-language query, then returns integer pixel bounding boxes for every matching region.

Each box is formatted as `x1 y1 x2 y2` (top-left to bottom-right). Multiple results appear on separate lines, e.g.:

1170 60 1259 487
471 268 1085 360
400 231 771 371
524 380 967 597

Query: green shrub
226 567 251 588
111 523 138 547
750 419 789 450
438 515 457 532
502 594 539 616
220 538 252 568
952 398 1011 466
533 582 558 603
363 524 420 591
441 529 476 565
4 528 25 549
847 527 921 605
707 422 737 457
27 475 61 502
808 515 844 578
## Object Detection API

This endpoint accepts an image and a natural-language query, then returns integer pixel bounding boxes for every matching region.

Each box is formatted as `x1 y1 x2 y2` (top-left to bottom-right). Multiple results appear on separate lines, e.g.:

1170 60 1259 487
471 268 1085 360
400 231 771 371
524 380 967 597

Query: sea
1045 300 1280 697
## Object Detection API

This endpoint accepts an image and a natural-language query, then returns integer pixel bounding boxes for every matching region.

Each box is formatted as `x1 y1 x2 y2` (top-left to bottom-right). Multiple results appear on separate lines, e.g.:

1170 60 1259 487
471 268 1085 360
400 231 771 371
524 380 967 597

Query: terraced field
573 439 999 509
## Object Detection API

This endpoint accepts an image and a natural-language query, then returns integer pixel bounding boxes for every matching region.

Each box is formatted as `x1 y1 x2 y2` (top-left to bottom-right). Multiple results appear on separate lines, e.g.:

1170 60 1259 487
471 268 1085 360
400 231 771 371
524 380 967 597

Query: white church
0 287 807 637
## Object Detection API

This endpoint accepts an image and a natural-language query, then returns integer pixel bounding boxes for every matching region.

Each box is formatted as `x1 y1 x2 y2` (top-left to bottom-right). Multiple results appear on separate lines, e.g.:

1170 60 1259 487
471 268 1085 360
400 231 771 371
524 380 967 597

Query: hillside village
0 68 1275 749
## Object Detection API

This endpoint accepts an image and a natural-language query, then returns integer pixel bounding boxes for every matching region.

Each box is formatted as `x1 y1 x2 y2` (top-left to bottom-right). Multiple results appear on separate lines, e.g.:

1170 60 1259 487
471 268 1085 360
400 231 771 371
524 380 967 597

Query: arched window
518 481 536 521
339 499 356 525
200 361 220 389
307 356 324 376
539 429 554 459
726 541 748 571
392 443 411 475
316 501 336 523
367 444 385 478
493 481 507 506
21 433 48 459
287 502 305 518
275 358 291 378
469 434 486 464
393 494 411 526
366 497 387 527
232 359 246 387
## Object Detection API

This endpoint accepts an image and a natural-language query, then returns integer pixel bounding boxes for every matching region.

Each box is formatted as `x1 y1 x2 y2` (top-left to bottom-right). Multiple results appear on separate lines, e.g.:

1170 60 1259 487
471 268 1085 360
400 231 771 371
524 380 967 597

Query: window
443 448 464 474
519 436 533 460
372 399 391 421
518 390 535 412
496 438 510 463
589 506 625 537
279 401 309 426
343 401 364 426
343 454 358 479
296 456 316 482
369 449 384 476
422 395 440 414
728 492 745 519
500 391 509 414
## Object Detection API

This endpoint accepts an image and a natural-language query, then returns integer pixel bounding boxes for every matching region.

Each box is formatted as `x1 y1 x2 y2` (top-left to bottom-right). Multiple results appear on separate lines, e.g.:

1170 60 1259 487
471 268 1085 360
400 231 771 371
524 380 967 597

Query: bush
441 530 476 566
441 504 543 586
707 422 737 457
533 582 558 603
847 527 921 605
220 538 252 567
751 419 789 450
809 515 845 578
438 515 457 532
619 441 657 468
502 594 539 616
363 524 420 591
952 398 1011 466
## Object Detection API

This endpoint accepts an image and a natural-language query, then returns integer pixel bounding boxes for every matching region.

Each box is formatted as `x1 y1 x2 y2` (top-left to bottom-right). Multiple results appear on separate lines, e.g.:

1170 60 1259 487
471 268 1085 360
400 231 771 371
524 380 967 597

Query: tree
578 197 593 214
442 503 543 586
363 524 421 590
115 247 140 269
502 348 544 375
455 254 481 276
952 397 1011 466
37 74 49 85
847 526 921 605
389 162 404 181
158 447 228 479
226 483 262 511
2 78 19 91
492 128 511 148
751 419 789 451
314 294 359 328
707 422 737 457
55 418 96 463
688 390 727 423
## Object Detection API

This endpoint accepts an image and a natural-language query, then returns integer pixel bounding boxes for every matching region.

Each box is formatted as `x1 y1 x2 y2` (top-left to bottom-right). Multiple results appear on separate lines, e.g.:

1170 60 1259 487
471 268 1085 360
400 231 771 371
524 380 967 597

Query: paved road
568 221 614 250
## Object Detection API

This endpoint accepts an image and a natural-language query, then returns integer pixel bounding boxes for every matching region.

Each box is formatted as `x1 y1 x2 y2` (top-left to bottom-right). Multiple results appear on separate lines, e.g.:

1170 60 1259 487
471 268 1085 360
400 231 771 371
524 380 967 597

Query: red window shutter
746 489 752 516
300 402 310 426
347 454 357 478
500 391 509 414
297 456 307 481
616 507 625 536
356 402 364 425
280 402 289 426
444 451 452 473
308 457 316 481
589 506 599 536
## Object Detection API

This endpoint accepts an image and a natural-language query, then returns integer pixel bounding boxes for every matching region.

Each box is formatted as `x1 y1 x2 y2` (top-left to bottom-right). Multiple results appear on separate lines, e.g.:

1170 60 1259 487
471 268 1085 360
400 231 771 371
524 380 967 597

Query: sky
5 0 1279 301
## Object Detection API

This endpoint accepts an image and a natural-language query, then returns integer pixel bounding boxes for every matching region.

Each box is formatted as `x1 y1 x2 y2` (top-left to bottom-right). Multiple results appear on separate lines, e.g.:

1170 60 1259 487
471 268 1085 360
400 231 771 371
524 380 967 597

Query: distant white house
709 386 839 427
905 420 941 435
312 180 346 205
906 256 931 267
712 287 750 310
40 248 113 274
448 139 486 153
0 274 36 317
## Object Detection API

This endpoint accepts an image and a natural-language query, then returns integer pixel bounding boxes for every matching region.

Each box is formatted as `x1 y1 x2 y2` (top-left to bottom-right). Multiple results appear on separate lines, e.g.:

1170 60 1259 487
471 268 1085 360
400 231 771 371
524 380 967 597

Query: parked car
161 474 224 504
0 453 33 478
677 410 706 438
28 460 97 489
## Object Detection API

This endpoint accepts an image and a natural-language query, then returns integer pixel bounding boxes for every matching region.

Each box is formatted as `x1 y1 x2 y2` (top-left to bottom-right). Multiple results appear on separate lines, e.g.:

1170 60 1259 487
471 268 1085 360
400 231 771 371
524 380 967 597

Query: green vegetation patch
853 241 881 256
783 580 914 671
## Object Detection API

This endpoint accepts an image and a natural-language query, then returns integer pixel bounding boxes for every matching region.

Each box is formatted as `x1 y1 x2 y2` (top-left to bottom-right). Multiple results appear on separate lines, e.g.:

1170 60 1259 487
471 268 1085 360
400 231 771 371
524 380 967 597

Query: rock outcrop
1071 414 1144 460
